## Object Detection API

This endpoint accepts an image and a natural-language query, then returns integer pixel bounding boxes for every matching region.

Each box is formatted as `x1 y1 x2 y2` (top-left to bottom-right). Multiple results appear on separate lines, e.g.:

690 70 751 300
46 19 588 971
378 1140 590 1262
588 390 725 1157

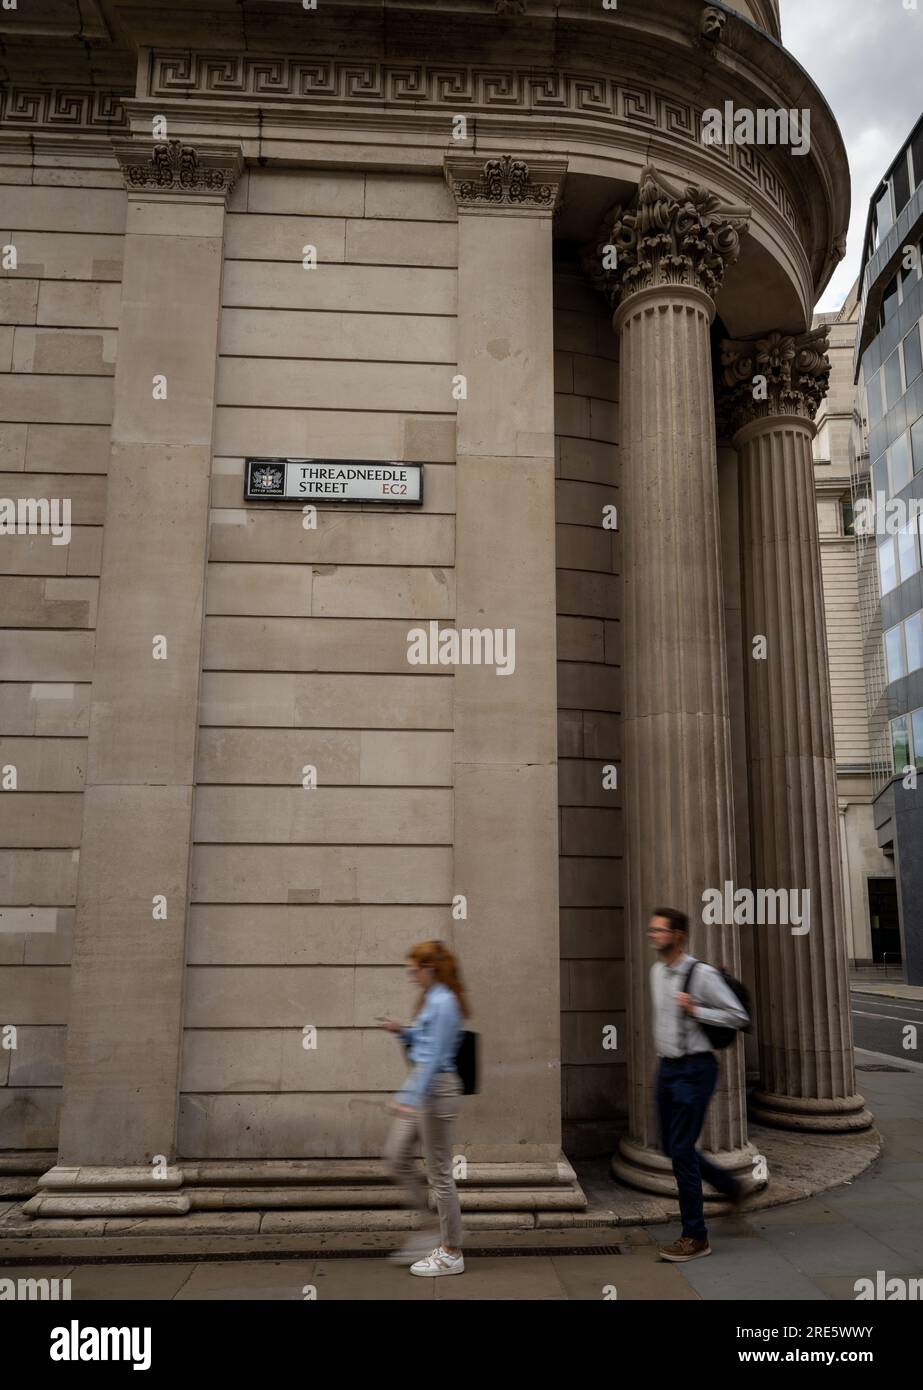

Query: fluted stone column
586 167 759 1193
719 330 872 1132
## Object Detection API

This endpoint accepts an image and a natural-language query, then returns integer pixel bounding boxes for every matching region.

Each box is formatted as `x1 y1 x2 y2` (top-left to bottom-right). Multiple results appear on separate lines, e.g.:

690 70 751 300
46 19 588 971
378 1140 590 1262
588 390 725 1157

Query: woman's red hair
408 940 470 1018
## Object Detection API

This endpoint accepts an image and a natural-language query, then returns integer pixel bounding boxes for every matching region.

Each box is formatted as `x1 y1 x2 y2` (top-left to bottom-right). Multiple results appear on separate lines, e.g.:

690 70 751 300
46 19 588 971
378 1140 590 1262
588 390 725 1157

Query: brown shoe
659 1236 712 1262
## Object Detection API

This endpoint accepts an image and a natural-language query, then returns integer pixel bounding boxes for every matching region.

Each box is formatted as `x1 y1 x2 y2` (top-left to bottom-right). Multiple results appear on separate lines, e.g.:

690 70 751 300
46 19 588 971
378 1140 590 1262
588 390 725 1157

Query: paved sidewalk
1 1057 919 1300
850 975 923 1001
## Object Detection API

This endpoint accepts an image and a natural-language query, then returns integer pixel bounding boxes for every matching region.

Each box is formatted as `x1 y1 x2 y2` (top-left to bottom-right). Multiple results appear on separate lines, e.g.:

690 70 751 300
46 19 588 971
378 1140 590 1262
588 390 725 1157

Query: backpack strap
680 959 698 1052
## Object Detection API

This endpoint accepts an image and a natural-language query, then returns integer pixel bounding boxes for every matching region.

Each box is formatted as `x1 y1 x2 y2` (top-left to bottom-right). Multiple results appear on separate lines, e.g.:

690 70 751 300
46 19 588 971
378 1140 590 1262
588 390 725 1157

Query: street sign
244 458 423 504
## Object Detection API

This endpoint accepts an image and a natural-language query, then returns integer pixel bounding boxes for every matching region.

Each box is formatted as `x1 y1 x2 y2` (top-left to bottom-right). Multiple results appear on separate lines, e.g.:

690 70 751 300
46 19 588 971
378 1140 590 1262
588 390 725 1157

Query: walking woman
379 940 468 1276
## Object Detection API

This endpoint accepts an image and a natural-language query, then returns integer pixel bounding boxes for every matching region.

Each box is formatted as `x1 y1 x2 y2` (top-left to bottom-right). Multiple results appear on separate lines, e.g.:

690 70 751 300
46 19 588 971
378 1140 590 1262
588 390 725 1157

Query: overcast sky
779 0 922 312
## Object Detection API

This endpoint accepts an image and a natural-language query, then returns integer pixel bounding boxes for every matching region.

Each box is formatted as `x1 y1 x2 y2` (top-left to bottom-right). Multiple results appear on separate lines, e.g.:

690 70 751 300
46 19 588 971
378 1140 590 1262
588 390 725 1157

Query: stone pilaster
586 166 759 1193
718 328 872 1132
25 138 243 1219
443 154 566 1161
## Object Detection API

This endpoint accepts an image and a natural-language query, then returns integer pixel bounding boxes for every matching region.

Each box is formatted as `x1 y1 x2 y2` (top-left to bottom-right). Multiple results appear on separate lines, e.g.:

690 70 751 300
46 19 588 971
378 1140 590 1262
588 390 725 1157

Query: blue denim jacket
395 982 463 1108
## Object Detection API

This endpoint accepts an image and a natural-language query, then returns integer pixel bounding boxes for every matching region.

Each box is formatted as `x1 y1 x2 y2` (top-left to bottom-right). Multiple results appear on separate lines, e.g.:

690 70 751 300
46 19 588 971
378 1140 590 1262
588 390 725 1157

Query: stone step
186 1184 587 1212
181 1159 577 1186
0 1153 55 1175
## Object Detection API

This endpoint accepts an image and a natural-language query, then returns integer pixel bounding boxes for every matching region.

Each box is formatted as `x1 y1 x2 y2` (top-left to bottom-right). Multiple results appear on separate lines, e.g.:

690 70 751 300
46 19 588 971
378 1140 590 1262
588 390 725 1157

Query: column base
22 1165 190 1219
612 1137 764 1198
749 1091 873 1132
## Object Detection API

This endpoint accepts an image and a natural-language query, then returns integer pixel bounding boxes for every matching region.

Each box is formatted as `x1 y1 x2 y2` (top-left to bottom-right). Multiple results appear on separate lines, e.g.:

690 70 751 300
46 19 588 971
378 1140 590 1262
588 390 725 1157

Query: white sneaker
388 1230 441 1265
409 1246 465 1277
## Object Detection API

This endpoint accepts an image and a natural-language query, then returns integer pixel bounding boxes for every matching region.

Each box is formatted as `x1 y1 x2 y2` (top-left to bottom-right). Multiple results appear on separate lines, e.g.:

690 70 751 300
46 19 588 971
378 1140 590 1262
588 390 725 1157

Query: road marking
852 1009 921 1023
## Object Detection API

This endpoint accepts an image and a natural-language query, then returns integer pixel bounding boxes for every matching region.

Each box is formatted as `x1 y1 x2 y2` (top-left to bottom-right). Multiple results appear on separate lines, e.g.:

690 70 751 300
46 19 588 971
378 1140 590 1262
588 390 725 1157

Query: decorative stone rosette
717 326 831 437
584 163 750 309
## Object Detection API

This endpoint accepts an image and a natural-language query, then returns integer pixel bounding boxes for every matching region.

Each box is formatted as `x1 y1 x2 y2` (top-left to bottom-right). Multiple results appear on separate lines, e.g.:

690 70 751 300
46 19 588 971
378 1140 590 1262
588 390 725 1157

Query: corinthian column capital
584 163 750 311
717 326 831 439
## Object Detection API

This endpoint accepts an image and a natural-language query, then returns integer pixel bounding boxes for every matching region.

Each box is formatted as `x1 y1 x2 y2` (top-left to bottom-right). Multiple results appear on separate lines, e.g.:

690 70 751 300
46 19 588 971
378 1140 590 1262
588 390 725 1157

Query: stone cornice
584 164 751 309
444 153 566 214
111 138 243 201
718 327 832 438
0 59 807 244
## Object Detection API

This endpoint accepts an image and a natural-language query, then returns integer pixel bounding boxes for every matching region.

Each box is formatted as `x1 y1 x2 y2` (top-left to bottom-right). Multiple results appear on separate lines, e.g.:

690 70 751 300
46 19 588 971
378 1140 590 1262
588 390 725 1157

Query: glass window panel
893 156 911 216
882 276 899 324
872 452 889 499
891 432 913 493
885 625 906 682
892 715 910 770
913 123 923 189
912 414 923 474
904 323 923 386
905 611 923 672
876 185 894 239
841 501 855 536
879 537 898 593
898 522 919 582
913 709 923 770
884 350 903 407
867 371 883 427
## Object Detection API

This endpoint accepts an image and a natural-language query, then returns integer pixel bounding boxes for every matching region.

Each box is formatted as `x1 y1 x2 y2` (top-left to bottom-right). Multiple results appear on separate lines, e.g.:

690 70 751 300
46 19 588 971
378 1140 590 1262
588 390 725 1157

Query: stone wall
0 152 124 1152
552 259 624 1157
178 168 459 1158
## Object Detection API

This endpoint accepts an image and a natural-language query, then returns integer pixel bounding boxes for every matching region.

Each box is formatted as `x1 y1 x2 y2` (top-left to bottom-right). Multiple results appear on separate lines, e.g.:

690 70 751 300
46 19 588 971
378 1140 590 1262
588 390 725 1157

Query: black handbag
399 1027 479 1095
456 1029 479 1095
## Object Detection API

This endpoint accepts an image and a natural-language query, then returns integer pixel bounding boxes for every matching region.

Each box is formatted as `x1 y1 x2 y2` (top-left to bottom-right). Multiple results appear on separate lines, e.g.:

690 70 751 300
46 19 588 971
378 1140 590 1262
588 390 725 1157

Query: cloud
779 0 922 311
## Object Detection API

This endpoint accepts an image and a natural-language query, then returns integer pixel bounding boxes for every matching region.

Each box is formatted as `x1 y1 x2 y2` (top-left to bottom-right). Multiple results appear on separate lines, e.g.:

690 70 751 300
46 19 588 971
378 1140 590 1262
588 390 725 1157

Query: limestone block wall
817 515 871 768
552 259 624 1157
179 168 459 1158
0 154 124 1153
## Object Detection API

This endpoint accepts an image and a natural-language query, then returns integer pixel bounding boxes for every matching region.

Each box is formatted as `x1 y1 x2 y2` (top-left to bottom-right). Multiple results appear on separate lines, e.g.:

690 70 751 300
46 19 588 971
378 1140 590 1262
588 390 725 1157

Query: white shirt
651 952 749 1058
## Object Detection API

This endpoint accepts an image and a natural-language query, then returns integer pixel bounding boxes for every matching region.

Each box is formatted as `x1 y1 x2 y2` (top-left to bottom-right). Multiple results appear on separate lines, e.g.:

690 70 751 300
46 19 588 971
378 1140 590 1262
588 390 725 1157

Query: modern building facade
813 285 897 969
852 113 923 985
0 0 872 1229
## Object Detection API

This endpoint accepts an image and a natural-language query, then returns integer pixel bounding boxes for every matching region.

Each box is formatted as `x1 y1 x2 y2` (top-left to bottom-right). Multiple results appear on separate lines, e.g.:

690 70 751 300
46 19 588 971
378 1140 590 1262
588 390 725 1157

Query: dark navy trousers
656 1051 738 1239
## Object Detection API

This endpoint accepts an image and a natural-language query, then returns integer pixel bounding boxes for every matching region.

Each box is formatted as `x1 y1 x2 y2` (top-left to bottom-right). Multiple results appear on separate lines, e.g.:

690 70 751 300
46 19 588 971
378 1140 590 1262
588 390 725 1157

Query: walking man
648 907 750 1261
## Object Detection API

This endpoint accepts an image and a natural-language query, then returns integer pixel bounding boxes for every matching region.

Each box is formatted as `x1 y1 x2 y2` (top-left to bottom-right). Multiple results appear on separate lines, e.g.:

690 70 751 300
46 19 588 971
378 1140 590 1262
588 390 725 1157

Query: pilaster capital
112 137 243 204
717 326 831 438
583 163 750 312
444 153 566 216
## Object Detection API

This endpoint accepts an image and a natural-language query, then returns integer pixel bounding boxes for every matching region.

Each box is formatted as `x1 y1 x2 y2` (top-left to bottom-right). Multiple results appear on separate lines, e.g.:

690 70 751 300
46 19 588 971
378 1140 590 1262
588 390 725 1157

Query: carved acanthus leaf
583 164 751 309
717 326 831 435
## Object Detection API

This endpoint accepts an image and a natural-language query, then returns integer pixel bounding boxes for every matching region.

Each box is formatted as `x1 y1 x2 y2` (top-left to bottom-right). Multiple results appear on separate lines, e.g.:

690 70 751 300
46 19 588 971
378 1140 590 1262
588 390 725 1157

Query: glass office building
853 114 923 983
